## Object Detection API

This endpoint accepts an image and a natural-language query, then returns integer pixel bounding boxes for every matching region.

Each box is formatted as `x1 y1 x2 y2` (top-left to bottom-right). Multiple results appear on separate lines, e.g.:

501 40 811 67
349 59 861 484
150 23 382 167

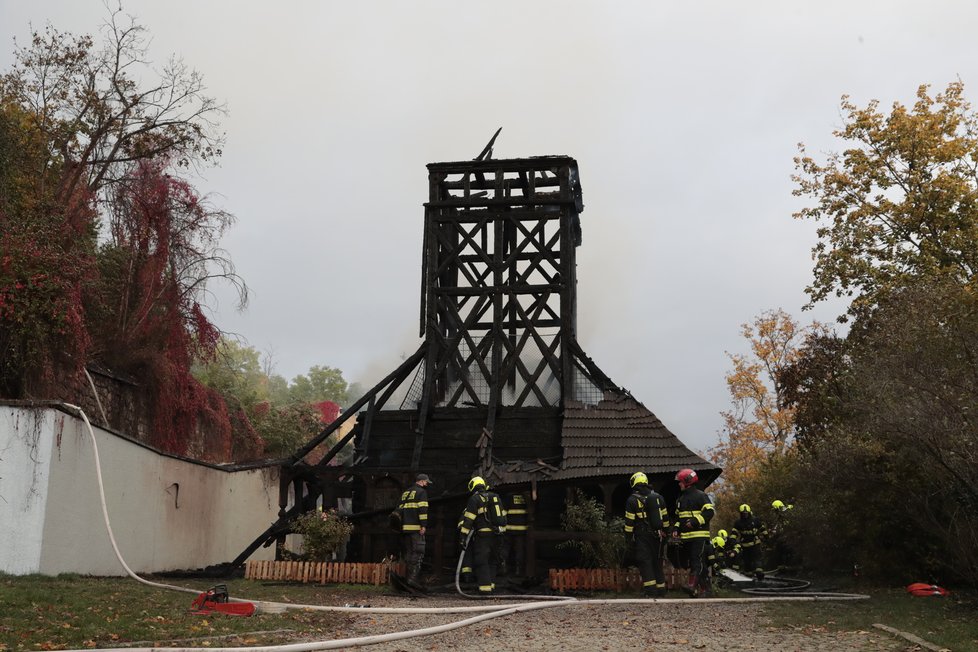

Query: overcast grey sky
2 1 975 453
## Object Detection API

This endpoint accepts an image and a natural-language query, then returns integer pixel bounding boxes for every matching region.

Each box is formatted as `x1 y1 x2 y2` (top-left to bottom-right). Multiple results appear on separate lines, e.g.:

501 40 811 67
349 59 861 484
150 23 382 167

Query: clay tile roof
553 390 720 483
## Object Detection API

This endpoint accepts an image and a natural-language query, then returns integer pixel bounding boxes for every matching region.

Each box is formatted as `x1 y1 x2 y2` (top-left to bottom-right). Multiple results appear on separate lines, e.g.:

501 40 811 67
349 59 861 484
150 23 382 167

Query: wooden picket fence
244 560 404 586
549 564 685 593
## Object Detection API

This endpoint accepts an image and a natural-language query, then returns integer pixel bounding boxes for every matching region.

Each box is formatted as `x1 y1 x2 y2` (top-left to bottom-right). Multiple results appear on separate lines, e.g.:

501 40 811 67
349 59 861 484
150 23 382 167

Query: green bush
558 489 629 568
292 509 354 561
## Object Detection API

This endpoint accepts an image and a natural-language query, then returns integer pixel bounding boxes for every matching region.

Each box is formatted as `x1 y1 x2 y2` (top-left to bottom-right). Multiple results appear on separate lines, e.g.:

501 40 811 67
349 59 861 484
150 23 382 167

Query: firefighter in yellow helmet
459 476 506 595
731 503 767 580
623 471 669 597
768 499 796 570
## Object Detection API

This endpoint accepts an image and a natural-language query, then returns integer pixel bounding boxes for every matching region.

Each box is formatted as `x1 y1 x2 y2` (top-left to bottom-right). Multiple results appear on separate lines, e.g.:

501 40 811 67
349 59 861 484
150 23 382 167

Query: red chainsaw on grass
190 584 256 616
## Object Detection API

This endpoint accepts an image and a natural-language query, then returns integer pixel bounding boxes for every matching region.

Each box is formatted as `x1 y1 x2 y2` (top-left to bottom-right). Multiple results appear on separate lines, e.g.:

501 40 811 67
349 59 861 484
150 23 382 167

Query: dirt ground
289 593 921 652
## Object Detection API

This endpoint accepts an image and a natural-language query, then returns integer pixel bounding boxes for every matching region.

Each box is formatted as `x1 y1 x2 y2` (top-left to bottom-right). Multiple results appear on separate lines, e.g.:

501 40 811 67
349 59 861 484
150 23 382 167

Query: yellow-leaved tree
708 309 829 520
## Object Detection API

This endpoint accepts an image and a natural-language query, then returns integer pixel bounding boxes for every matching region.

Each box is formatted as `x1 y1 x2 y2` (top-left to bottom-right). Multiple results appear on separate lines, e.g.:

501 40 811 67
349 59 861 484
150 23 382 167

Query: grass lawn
762 582 978 651
0 574 384 651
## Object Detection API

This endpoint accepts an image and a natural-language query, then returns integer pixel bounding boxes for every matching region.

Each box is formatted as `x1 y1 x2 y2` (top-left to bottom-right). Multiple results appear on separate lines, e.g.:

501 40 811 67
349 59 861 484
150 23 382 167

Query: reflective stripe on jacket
505 493 529 532
731 514 766 548
675 488 714 540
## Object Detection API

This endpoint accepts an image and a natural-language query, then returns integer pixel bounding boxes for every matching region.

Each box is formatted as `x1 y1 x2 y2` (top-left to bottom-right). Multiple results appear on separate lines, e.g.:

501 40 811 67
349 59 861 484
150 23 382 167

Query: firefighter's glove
683 519 696 531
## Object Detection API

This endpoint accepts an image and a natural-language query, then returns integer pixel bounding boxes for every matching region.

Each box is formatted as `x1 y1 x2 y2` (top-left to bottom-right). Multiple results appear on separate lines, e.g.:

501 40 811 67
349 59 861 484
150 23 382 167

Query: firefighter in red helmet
672 468 715 597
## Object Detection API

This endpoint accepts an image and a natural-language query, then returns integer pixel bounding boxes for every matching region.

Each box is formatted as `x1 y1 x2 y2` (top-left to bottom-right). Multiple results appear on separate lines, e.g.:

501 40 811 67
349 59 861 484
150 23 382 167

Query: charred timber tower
409 156 585 471
233 149 719 571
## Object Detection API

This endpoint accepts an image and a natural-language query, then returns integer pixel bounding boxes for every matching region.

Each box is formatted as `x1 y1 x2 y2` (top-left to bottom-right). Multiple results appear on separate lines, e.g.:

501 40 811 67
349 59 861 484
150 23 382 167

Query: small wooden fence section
244 560 404 586
549 564 686 593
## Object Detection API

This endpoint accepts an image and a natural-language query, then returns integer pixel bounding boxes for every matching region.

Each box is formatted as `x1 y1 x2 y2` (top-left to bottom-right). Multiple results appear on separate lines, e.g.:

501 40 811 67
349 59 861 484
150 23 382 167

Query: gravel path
289 594 916 652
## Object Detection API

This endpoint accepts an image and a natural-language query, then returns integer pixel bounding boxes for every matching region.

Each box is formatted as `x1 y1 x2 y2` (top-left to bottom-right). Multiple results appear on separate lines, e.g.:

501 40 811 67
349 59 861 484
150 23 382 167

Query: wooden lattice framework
409 156 584 463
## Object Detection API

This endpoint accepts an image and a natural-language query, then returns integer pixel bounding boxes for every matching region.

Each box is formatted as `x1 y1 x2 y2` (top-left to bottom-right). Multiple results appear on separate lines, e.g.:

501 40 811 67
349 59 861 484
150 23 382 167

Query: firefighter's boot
407 563 421 586
700 576 713 598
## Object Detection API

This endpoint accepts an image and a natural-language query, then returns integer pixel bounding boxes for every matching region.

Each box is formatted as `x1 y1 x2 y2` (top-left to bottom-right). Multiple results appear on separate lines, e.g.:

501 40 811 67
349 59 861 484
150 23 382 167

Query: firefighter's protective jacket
460 490 505 535
398 482 429 532
705 538 720 572
731 514 766 548
675 487 714 540
624 486 669 534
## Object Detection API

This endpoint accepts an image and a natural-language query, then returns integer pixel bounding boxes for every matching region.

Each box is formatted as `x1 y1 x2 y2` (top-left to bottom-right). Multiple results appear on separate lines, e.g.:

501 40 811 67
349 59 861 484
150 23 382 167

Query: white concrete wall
0 407 56 574
0 405 279 576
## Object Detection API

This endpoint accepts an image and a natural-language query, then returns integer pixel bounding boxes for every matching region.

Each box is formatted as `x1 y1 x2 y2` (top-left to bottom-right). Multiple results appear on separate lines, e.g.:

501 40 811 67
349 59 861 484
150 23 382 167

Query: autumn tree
794 81 978 316
0 90 101 396
708 310 830 521
786 82 978 584
85 158 239 456
0 11 245 460
1 13 224 214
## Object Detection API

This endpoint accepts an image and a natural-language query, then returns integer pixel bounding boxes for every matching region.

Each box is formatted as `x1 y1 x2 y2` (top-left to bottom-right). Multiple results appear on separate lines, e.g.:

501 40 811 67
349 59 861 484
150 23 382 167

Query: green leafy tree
252 401 324 459
267 373 290 404
193 342 353 459
193 338 269 410
289 365 348 405
842 278 978 583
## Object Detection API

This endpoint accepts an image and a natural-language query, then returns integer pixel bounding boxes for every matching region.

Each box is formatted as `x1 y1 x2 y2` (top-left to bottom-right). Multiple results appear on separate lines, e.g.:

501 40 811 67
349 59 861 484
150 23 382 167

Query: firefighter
623 471 668 597
501 490 530 577
723 528 742 570
714 532 738 569
702 535 719 597
771 499 792 514
672 468 715 597
768 499 796 570
398 473 431 585
459 476 506 595
731 503 766 580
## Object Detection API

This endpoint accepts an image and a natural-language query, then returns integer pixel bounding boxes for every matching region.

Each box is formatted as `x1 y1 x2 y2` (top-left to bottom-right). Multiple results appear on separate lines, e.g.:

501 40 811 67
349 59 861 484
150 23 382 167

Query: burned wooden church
233 146 720 576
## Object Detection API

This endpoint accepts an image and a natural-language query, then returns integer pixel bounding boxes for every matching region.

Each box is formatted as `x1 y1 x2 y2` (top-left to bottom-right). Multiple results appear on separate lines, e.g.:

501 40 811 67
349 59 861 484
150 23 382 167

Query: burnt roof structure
231 144 720 570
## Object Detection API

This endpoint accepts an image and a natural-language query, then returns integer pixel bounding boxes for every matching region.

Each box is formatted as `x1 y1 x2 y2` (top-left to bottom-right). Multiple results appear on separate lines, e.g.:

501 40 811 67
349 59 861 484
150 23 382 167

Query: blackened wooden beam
427 156 577 174
288 344 426 466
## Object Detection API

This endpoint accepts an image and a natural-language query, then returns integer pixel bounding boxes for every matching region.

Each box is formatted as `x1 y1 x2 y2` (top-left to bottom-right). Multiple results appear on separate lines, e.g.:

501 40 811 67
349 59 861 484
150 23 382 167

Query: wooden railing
244 560 404 585
549 563 686 593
